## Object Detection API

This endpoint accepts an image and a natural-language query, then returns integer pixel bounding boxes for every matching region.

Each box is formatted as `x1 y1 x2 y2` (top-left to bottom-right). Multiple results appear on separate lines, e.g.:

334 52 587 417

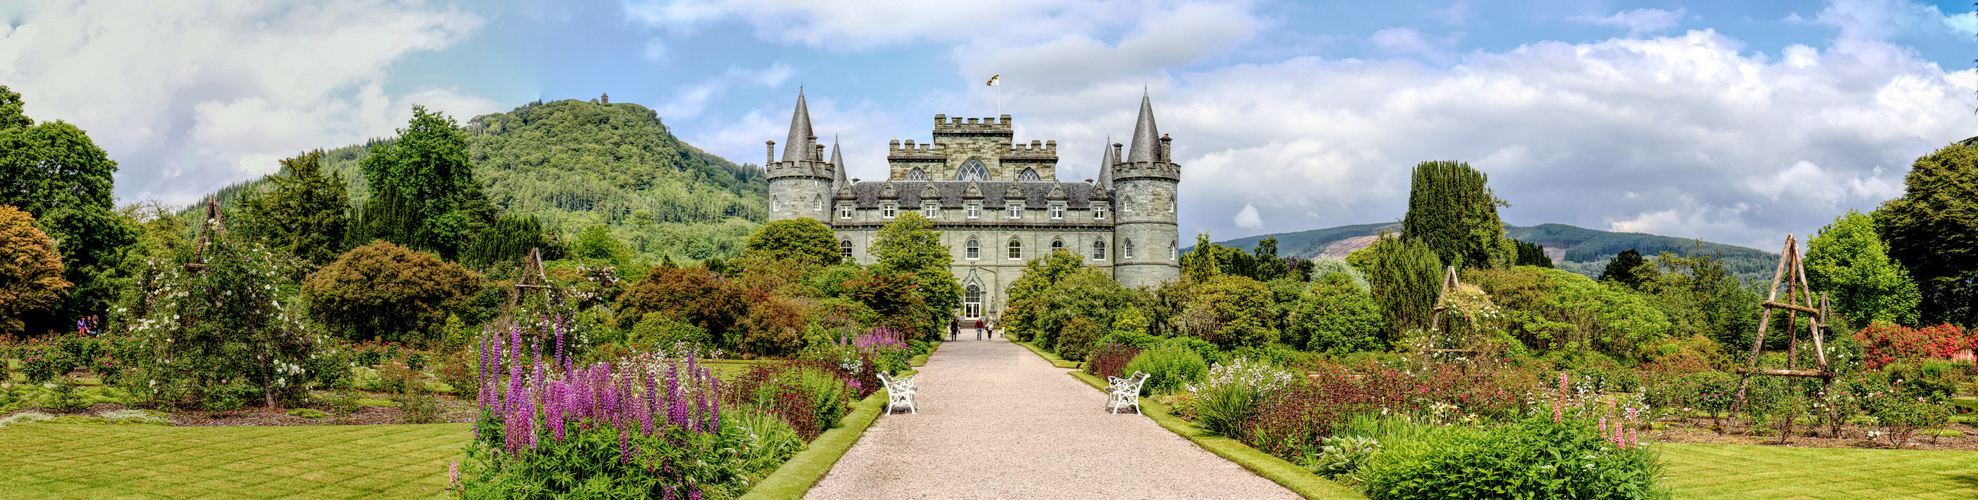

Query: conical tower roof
830 137 848 190
1096 135 1116 190
1126 92 1161 163
781 91 815 163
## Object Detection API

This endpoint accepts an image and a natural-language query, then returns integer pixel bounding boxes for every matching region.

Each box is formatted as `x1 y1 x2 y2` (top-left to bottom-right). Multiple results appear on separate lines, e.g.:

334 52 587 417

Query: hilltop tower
765 91 836 222
1110 93 1182 288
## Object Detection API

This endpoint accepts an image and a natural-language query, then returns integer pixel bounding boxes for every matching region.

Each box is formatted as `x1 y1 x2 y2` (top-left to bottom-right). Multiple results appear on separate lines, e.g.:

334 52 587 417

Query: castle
764 91 1181 320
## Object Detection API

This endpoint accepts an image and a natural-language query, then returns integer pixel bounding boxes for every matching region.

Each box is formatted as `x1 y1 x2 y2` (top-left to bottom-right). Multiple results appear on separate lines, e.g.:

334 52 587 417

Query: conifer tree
1400 160 1514 270
1599 249 1649 288
356 106 492 261
238 150 349 267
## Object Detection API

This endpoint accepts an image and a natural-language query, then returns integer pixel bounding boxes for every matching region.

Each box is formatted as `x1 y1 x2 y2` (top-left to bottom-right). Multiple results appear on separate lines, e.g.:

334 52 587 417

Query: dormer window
922 202 939 218
1006 202 1022 219
966 202 981 219
1049 204 1065 220
881 202 897 219
1094 204 1107 220
1017 168 1040 181
839 204 853 219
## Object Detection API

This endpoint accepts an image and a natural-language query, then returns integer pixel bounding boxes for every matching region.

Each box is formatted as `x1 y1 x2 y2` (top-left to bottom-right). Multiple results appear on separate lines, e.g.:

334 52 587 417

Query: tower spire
1096 135 1115 190
1126 93 1161 163
781 90 815 163
830 136 848 190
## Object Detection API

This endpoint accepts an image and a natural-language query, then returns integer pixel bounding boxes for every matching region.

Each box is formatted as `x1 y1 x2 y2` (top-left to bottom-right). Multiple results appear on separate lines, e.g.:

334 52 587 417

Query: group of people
74 315 102 336
948 317 997 341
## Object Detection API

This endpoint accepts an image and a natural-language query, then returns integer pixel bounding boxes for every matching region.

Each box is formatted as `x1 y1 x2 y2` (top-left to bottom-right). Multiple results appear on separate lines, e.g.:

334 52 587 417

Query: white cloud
1571 8 1685 37
1233 203 1263 230
1369 27 1453 59
1795 0 1977 41
0 0 486 205
652 63 796 120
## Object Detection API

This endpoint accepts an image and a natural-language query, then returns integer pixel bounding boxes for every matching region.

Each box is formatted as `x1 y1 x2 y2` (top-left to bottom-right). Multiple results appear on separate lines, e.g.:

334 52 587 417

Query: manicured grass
1013 341 1082 369
739 391 888 500
0 423 471 499
1064 370 1367 500
1661 442 1978 499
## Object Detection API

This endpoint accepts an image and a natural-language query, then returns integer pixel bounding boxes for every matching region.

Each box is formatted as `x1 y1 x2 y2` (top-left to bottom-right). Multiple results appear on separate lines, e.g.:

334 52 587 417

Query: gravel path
805 336 1300 500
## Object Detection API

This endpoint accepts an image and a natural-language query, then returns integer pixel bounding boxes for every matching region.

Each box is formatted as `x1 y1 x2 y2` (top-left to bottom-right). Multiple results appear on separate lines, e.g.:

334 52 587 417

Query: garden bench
877 372 918 414
1105 371 1150 414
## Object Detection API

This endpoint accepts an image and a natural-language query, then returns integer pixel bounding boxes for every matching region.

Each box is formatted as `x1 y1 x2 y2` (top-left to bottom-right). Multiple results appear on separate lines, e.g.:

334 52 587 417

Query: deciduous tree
1806 210 1920 326
742 218 840 268
0 85 137 333
303 241 483 344
356 106 493 261
0 205 70 335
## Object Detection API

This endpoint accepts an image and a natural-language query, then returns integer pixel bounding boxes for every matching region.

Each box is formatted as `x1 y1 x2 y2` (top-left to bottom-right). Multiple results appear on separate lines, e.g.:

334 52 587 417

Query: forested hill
202 99 767 261
1212 222 1781 284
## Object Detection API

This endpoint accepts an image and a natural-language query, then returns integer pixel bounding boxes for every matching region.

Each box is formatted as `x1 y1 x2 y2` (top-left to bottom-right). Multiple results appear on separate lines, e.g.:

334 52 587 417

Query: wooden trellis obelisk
1429 265 1462 332
507 247 554 311
184 196 226 274
1730 234 1833 415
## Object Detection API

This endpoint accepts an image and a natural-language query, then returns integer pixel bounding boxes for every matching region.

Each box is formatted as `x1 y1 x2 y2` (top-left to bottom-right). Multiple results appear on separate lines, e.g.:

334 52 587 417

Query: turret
1111 92 1181 288
766 90 835 223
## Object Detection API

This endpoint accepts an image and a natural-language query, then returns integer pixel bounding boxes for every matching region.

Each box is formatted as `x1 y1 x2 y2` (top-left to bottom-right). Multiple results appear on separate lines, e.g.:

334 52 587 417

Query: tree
743 218 840 268
1513 239 1553 268
0 86 137 334
1877 144 1978 327
616 266 748 343
1288 272 1382 353
1365 235 1443 336
302 241 483 344
238 150 350 267
1598 249 1649 289
1400 160 1514 270
1805 210 1920 326
0 205 70 335
356 106 492 261
1184 275 1279 349
870 213 960 333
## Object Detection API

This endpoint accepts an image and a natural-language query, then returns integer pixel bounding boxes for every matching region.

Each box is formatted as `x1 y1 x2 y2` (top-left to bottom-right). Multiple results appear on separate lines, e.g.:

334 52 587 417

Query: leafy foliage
1357 418 1666 500
0 205 70 335
302 241 483 345
1185 275 1280 350
1806 210 1920 326
743 218 840 269
1599 249 1649 289
1401 160 1514 270
1122 341 1210 396
1465 266 1671 361
235 150 350 267
1364 236 1443 336
1289 272 1383 353
355 106 493 261
615 265 747 344
1877 143 1978 327
869 213 960 336
1511 239 1553 268
0 86 137 335
1852 322 1973 370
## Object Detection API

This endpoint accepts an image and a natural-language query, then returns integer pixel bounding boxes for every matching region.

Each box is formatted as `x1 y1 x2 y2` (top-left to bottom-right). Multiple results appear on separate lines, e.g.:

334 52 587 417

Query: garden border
1014 341 1082 369
738 341 939 499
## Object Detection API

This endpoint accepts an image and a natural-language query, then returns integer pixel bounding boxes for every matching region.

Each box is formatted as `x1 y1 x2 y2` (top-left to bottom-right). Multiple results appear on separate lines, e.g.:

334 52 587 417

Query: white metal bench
877 371 918 414
1105 371 1150 414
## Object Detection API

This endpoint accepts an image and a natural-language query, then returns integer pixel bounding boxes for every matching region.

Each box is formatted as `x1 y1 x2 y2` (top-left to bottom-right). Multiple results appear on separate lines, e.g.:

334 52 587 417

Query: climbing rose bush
1853 322 1973 370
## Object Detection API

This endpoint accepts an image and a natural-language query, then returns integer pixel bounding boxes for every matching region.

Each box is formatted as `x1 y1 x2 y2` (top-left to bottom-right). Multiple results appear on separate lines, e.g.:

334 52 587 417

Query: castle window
905 168 928 181
1092 240 1107 261
1008 240 1022 260
1171 240 1178 261
964 284 982 318
839 204 853 219
813 195 823 211
923 202 939 218
966 238 979 260
1007 202 1022 219
1094 204 1107 219
771 195 779 212
957 158 988 181
881 202 897 219
840 240 853 261
1049 204 1064 220
1170 198 1177 213
1125 239 1135 259
1017 168 1040 181
1122 195 1134 211
966 202 981 219
1051 238 1064 252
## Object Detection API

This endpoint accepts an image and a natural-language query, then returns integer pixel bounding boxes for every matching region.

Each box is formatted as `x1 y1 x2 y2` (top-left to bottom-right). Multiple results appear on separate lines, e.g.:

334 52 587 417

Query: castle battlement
933 113 1013 134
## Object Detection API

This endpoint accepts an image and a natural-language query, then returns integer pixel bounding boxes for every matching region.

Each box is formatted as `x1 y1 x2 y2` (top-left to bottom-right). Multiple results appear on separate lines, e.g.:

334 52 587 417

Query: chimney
765 140 776 166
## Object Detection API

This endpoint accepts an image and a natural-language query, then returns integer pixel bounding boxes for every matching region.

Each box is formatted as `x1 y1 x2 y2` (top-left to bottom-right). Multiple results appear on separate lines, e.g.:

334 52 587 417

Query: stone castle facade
764 91 1181 319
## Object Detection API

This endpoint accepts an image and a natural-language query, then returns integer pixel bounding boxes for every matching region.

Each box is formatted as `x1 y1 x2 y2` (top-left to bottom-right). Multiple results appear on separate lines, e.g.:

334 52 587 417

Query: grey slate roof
830 139 848 191
781 91 815 163
1126 93 1161 163
1096 136 1116 190
847 181 1106 208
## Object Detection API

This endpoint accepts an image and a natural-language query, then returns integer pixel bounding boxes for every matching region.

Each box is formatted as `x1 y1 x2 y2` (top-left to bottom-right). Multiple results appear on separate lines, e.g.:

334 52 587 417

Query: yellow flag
986 74 1000 86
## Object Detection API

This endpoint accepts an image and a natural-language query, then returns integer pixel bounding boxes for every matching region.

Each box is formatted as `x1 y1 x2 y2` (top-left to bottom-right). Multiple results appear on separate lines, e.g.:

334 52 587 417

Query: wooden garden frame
1730 234 1834 417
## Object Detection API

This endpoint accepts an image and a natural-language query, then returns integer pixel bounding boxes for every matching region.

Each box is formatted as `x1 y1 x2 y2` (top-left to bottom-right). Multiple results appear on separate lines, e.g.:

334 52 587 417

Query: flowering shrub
1854 322 1973 370
1084 343 1141 380
1187 357 1296 437
1242 362 1529 462
1641 371 1737 429
1122 342 1209 396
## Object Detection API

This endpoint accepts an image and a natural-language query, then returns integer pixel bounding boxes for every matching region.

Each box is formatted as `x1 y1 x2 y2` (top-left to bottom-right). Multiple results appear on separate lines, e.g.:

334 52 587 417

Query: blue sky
3 0 1975 250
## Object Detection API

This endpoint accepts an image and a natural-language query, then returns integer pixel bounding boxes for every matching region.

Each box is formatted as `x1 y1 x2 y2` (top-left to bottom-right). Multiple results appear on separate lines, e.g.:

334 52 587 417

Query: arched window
1171 240 1178 260
1051 238 1065 252
1016 168 1040 181
1122 194 1134 211
770 195 779 212
1124 239 1135 259
964 284 983 318
905 168 928 181
965 238 980 260
1008 239 1022 260
1092 240 1107 260
813 195 823 211
840 240 853 261
957 158 988 181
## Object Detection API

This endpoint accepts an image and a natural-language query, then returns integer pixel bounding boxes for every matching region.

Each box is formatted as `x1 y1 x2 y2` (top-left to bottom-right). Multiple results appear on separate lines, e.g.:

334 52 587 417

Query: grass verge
1063 370 1365 500
739 391 888 500
1014 341 1081 369
0 423 470 499
1660 442 1978 499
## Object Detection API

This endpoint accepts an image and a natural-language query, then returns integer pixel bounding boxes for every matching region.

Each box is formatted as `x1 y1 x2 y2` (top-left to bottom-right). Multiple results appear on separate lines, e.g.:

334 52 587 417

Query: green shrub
1290 272 1384 354
1106 330 1162 350
286 408 329 419
1878 360 1967 402
1123 342 1209 396
1307 435 1381 484
1359 418 1667 500
1054 316 1104 362
627 312 711 352
1187 357 1296 437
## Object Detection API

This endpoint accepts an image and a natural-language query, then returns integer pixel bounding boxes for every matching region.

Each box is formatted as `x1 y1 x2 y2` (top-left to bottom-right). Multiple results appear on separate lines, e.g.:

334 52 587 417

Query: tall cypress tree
238 150 350 267
358 106 491 260
1400 160 1514 270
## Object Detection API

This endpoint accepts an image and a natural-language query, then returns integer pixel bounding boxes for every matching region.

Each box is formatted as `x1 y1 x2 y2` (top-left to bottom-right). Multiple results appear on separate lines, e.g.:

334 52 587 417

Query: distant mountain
201 99 767 261
1211 222 1782 284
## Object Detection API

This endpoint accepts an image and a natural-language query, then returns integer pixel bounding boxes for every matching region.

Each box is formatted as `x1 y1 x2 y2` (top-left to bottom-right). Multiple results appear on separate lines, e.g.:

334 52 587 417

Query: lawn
0 423 471 499
1662 443 1978 499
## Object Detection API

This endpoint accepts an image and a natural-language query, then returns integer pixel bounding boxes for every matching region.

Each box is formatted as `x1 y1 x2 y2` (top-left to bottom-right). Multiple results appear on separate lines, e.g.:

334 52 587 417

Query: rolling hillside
1213 222 1782 284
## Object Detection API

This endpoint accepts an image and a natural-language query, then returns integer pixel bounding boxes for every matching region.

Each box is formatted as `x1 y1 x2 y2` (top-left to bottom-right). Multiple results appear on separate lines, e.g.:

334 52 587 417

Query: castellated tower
765 91 836 223
1110 93 1182 288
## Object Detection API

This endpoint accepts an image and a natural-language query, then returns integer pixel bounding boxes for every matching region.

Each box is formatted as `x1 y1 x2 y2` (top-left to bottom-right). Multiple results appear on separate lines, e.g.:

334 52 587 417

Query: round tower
766 90 836 223
1111 93 1182 288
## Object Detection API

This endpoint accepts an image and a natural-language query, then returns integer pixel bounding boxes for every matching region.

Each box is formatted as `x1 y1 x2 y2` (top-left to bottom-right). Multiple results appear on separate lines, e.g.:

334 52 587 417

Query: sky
3 0 1975 251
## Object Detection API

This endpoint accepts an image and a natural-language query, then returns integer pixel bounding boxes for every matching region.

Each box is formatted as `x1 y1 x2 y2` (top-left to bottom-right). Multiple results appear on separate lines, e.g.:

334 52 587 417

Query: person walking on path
949 318 959 342
975 318 985 341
